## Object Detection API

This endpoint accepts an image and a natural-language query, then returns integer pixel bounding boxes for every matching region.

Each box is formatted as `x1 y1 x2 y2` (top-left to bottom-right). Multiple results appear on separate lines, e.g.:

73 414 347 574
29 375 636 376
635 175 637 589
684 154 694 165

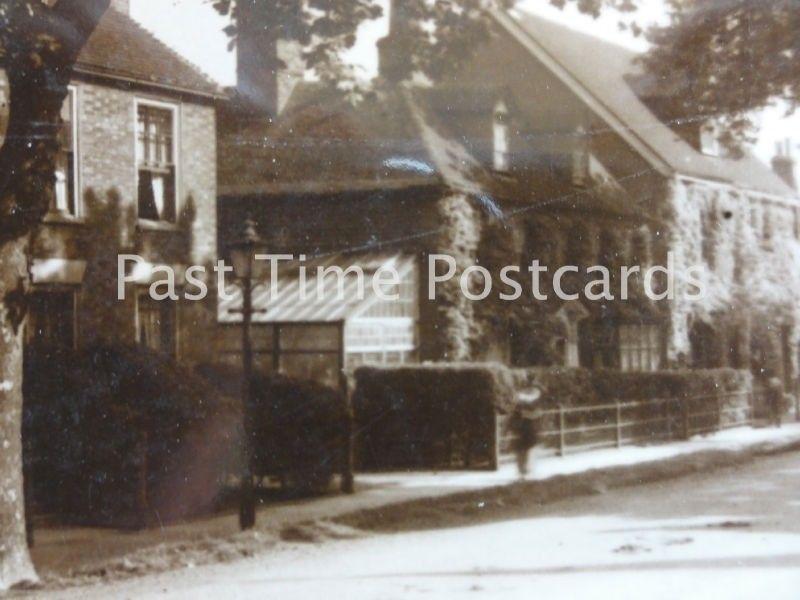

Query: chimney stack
377 0 414 83
111 0 129 15
235 1 303 118
771 138 797 191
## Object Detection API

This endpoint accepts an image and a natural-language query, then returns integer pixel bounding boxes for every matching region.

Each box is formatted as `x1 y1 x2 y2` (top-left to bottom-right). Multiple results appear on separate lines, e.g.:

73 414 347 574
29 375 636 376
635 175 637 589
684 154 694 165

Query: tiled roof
218 84 443 195
74 7 222 98
498 11 796 199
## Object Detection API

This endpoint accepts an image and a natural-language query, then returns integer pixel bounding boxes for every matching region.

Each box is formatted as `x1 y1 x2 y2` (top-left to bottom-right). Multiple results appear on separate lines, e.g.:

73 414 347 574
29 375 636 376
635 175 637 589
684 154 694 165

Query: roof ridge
512 9 641 59
491 8 797 198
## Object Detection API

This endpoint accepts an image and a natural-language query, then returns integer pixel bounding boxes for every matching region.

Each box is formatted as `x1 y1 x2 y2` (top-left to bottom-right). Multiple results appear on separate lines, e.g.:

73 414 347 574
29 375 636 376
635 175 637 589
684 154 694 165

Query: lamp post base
239 476 256 530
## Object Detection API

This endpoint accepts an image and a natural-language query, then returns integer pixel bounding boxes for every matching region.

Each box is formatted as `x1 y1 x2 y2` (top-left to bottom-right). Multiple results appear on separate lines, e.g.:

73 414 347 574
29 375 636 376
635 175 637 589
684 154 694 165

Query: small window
493 101 510 172
137 103 176 222
54 88 78 216
25 290 76 352
619 324 662 372
699 121 721 157
794 207 800 240
572 125 589 186
137 294 177 356
762 204 774 248
701 203 718 268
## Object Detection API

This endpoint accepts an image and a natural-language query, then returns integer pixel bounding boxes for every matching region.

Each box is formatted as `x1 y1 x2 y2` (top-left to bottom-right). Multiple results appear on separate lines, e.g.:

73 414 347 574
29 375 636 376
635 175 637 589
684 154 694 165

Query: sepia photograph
1 0 799 598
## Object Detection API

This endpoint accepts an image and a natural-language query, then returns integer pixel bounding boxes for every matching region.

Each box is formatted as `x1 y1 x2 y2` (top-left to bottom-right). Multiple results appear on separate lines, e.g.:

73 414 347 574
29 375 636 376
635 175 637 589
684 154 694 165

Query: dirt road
37 450 800 599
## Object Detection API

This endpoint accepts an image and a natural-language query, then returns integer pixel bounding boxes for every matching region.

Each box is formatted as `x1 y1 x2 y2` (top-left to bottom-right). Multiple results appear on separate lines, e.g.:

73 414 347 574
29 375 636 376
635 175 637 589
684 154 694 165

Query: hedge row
353 364 754 469
353 364 515 470
250 374 349 492
23 345 241 527
24 349 353 527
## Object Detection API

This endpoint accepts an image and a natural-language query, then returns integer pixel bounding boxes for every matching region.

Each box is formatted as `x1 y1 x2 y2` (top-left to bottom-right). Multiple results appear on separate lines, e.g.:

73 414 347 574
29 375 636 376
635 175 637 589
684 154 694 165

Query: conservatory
217 253 418 387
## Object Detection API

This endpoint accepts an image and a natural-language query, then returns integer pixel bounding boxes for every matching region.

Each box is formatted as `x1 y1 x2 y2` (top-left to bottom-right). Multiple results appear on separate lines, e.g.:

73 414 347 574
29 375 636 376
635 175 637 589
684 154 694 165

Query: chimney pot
111 0 129 15
772 138 796 191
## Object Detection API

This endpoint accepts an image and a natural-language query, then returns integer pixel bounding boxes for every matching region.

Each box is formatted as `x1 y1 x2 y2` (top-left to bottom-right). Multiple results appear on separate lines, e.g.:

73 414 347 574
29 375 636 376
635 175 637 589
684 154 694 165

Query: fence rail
507 391 757 457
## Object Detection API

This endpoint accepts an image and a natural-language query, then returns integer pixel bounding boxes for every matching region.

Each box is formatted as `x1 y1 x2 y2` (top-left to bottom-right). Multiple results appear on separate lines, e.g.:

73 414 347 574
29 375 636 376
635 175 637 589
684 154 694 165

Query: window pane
54 89 77 215
137 104 176 222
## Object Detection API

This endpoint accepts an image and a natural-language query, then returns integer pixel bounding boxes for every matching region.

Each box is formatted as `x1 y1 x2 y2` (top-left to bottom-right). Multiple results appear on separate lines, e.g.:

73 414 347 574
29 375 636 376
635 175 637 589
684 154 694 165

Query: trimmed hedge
353 364 515 470
23 345 239 527
250 375 349 492
510 367 752 405
354 364 753 468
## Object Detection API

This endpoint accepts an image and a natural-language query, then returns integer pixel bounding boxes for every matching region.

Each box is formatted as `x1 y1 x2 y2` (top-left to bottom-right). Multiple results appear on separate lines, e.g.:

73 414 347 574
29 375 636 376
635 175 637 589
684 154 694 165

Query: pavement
20 422 800 594
35 436 800 599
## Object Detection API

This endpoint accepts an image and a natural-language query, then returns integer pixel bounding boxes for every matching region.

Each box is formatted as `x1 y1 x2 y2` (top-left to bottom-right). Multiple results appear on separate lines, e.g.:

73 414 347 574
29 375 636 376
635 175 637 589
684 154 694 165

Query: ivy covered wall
668 176 800 383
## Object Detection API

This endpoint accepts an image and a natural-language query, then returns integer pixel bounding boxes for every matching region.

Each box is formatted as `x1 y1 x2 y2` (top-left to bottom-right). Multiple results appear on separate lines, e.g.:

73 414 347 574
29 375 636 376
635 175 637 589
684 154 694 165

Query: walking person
509 387 543 479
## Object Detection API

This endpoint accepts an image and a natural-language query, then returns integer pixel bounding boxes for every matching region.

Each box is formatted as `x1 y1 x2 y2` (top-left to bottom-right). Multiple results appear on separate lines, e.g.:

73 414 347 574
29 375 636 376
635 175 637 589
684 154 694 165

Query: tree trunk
0 237 36 590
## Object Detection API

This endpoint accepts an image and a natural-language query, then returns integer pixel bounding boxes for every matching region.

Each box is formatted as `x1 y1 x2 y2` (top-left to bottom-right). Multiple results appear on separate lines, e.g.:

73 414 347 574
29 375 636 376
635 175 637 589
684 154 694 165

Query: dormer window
572 125 589 186
493 100 510 172
700 121 721 157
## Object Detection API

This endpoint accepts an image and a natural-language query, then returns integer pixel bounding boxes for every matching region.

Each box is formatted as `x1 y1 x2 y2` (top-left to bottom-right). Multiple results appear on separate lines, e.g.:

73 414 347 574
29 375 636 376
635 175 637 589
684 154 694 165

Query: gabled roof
218 80 646 222
73 7 222 99
218 83 489 197
494 10 796 199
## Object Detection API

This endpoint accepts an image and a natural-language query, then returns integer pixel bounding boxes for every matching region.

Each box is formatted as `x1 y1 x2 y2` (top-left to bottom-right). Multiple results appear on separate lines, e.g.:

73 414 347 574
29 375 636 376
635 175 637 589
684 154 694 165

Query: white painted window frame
54 85 80 217
134 97 180 224
493 100 510 172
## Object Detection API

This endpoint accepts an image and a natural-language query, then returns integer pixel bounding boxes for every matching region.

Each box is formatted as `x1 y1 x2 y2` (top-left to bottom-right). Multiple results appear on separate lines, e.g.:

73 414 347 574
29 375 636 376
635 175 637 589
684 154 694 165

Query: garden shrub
23 345 238 527
353 363 515 471
250 375 349 493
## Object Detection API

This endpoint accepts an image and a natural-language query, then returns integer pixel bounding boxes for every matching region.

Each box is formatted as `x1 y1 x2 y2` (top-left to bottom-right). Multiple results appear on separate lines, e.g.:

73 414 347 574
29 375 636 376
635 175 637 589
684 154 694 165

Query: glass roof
218 252 416 324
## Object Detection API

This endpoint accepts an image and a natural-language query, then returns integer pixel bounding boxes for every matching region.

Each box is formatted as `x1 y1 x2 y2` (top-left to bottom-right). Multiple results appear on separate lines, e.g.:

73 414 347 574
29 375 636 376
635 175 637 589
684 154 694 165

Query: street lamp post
229 219 261 531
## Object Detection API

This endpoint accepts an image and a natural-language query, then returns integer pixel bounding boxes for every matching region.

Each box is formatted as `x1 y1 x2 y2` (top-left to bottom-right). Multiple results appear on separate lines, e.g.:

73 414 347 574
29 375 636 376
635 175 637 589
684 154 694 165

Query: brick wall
31 79 218 362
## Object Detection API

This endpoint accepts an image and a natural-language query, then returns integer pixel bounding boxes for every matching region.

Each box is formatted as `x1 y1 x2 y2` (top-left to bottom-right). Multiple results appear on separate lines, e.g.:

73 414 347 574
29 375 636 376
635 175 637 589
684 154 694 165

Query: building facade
218 9 800 389
9 4 222 366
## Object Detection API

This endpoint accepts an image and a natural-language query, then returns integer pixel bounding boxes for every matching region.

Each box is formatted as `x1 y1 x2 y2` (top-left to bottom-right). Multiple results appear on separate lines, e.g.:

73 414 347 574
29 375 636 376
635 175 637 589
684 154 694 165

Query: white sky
130 0 799 169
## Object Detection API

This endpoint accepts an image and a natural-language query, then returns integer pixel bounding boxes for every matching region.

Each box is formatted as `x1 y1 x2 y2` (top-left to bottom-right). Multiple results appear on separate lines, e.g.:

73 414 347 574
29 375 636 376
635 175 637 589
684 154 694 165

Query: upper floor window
762 205 773 247
137 101 177 223
572 125 589 186
493 101 510 172
700 193 719 268
794 207 800 240
54 87 78 216
699 121 721 157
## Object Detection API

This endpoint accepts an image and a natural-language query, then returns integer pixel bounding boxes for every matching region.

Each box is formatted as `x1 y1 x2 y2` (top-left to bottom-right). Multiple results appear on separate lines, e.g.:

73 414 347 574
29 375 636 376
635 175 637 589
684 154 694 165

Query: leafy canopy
215 0 797 147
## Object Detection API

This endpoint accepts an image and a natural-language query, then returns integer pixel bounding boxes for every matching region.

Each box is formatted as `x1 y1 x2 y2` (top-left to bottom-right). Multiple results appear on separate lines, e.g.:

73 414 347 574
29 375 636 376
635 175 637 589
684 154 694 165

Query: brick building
8 2 223 365
218 9 800 387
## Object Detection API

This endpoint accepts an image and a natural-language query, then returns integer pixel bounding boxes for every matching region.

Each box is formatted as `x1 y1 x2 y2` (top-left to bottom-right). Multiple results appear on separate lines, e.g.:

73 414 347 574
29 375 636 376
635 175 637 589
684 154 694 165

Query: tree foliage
643 0 800 145
0 0 110 242
213 0 643 84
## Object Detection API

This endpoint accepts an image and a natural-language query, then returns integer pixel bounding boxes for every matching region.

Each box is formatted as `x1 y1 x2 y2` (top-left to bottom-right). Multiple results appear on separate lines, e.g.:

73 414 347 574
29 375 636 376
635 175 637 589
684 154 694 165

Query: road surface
43 451 800 599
